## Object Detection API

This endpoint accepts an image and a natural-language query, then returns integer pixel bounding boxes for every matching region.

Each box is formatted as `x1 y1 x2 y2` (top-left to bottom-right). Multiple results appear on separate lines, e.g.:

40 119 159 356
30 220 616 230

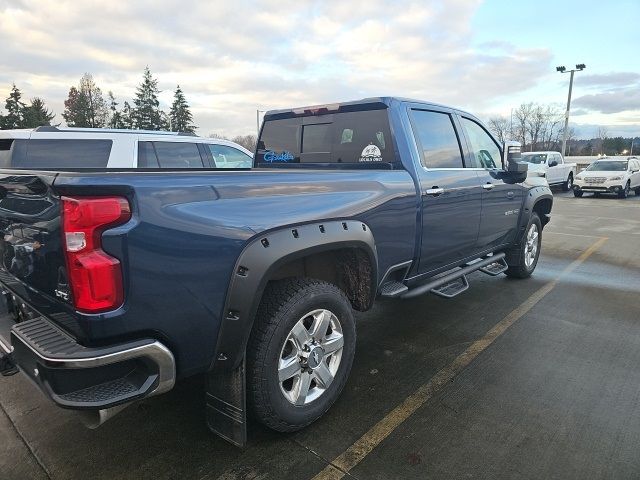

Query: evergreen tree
168 85 196 133
23 97 55 128
121 101 134 129
107 91 125 129
132 67 165 130
63 86 90 127
62 74 108 128
0 84 26 129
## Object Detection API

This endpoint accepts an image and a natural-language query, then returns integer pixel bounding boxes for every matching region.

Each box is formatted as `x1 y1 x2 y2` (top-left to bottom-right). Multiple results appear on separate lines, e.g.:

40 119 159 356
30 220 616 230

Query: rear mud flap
205 355 247 448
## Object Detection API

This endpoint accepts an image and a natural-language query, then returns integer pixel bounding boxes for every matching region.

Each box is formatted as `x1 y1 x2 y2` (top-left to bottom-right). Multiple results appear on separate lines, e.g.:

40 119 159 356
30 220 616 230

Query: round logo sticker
359 144 383 162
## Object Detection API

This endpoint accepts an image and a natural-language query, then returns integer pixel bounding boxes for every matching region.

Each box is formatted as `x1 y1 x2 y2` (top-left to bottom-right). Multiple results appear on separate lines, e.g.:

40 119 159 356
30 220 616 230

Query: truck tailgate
0 172 65 311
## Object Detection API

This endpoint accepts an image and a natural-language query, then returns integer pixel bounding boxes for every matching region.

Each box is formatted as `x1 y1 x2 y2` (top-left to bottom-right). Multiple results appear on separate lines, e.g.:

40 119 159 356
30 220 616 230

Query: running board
401 253 506 300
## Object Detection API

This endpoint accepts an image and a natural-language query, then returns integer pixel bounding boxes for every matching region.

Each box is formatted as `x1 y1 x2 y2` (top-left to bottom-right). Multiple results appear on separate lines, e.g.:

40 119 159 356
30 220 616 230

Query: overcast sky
1 0 639 138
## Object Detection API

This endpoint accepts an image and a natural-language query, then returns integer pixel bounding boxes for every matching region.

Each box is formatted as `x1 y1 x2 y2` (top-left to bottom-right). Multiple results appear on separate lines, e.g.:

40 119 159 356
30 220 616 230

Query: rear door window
410 110 464 169
257 108 396 166
0 139 112 169
152 141 204 168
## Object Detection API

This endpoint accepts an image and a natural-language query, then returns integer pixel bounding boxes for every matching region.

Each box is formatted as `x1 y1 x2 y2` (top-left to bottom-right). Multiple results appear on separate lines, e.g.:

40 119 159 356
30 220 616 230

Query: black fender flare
506 186 553 267
211 220 378 371
520 186 553 232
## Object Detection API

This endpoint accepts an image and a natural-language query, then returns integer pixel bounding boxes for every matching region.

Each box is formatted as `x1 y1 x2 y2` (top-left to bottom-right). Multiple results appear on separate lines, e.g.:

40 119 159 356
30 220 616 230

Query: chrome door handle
482 183 495 190
425 188 445 196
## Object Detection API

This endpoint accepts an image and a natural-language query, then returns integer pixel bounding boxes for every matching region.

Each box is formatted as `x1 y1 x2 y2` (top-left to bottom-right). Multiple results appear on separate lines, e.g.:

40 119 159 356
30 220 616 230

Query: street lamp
256 109 266 135
557 63 586 157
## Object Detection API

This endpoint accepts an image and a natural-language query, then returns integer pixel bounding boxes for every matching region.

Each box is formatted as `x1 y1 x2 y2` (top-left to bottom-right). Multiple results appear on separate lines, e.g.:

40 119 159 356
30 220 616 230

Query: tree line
487 103 638 156
0 67 196 133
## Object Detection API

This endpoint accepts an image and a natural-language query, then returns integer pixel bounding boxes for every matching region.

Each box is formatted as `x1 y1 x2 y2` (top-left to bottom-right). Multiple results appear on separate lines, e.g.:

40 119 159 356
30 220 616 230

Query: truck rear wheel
562 173 574 191
247 278 355 432
505 213 542 279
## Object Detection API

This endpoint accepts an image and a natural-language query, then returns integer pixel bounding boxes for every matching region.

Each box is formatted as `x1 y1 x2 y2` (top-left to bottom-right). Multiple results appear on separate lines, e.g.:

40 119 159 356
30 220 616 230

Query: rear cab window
256 103 398 168
0 139 112 169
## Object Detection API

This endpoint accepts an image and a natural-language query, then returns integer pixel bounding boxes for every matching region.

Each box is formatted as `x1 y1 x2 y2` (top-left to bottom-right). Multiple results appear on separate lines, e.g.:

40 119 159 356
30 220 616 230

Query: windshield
521 154 547 164
586 161 628 172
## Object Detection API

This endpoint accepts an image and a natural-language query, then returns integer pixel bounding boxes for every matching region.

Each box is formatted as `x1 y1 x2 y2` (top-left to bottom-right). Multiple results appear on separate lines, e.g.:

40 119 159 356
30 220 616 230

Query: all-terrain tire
246 278 356 432
504 212 542 279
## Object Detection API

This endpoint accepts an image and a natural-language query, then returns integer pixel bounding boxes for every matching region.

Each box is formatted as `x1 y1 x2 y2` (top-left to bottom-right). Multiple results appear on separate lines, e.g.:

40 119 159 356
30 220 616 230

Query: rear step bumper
5 316 175 412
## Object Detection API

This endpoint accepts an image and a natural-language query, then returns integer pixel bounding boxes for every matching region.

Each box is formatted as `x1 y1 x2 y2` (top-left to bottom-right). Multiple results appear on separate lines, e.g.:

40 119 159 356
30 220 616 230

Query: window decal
359 144 383 162
263 150 295 162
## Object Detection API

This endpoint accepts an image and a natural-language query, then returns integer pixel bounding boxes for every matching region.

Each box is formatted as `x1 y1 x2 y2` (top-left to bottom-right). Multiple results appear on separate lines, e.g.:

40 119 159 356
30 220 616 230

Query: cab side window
137 141 159 167
208 144 252 168
153 142 204 168
410 110 464 168
460 117 502 169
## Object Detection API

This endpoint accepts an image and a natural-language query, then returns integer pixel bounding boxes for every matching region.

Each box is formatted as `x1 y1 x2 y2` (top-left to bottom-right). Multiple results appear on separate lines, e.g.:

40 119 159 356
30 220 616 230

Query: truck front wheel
247 278 356 432
505 213 542 279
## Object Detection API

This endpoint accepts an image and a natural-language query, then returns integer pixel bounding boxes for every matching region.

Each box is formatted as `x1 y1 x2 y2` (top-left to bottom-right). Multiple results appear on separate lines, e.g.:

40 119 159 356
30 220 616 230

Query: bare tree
231 134 257 152
487 117 510 144
597 126 608 154
527 104 546 151
513 103 534 149
541 105 563 150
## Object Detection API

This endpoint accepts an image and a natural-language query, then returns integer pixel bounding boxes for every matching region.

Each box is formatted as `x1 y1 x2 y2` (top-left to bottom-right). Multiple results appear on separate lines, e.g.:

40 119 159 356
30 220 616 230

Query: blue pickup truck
0 97 551 446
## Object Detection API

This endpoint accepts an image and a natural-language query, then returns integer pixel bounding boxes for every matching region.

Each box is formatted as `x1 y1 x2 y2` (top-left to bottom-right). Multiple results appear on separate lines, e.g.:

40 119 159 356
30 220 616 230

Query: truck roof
264 96 475 120
0 126 196 136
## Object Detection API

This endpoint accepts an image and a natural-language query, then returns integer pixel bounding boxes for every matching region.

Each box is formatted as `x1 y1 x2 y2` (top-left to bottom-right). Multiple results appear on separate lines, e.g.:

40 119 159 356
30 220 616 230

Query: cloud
573 88 640 114
0 0 619 137
578 72 640 88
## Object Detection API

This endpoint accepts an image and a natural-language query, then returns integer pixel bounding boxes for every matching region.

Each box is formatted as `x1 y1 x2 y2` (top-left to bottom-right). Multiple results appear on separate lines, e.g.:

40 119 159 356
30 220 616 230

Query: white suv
573 157 640 198
0 127 253 169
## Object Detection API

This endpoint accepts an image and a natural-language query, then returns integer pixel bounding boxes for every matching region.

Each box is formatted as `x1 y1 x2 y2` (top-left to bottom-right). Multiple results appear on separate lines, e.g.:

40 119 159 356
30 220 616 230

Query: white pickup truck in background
521 151 577 191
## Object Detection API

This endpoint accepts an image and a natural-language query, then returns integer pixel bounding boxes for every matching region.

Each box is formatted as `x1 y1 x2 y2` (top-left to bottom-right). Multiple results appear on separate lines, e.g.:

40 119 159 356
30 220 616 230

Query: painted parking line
544 231 608 239
311 236 608 480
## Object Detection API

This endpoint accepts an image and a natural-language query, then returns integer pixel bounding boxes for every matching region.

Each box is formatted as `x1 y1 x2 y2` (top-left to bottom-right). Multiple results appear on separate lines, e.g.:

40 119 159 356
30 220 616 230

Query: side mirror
502 141 528 183
549 160 558 167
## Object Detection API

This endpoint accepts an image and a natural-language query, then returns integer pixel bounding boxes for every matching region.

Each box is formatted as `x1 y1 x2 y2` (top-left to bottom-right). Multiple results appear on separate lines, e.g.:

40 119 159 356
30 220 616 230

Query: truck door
409 108 483 274
458 116 524 250
548 153 563 184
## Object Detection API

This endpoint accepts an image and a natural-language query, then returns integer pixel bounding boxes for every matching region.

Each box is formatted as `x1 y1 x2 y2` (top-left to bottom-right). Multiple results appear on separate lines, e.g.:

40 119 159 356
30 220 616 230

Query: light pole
557 63 586 157
256 109 265 136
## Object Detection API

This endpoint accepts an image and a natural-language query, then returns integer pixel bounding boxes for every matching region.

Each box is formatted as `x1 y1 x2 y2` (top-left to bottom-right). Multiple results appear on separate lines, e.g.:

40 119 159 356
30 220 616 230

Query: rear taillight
61 196 131 313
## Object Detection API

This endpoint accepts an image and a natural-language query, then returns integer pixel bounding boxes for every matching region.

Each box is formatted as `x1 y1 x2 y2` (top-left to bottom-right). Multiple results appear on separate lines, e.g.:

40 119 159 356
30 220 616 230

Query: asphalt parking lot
2 190 640 480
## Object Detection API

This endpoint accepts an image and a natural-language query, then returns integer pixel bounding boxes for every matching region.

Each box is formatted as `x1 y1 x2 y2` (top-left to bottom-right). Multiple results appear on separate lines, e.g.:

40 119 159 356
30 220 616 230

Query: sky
0 0 638 139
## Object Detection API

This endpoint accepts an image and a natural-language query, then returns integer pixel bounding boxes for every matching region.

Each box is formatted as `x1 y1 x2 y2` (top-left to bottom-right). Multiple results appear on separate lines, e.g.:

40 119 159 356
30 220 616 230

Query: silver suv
0 126 253 169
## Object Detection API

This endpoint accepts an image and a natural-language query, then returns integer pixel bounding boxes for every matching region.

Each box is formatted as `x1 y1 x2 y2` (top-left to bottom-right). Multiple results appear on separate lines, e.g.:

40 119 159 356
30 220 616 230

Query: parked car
0 97 552 447
521 151 577 191
0 127 253 169
573 157 640 198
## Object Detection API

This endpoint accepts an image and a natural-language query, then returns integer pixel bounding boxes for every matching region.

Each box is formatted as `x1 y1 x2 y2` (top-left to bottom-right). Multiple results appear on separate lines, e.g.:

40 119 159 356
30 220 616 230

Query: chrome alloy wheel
278 309 344 406
524 223 539 268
